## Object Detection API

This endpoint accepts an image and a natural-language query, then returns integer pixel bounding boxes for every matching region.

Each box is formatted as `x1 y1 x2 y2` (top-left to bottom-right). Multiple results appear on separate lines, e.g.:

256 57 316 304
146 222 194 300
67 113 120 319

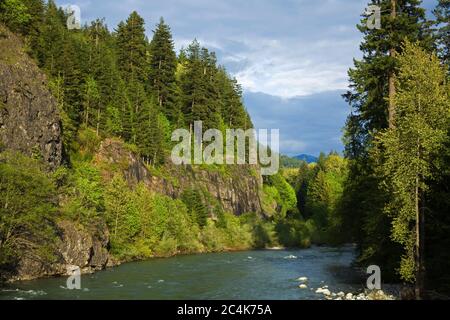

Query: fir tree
149 18 178 121
115 11 149 84
434 0 450 68
341 0 431 278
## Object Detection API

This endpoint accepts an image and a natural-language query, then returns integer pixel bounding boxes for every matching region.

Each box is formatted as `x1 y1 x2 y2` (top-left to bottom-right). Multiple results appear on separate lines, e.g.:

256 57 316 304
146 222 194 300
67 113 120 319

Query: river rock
322 289 331 296
297 277 308 282
345 293 354 300
299 284 308 289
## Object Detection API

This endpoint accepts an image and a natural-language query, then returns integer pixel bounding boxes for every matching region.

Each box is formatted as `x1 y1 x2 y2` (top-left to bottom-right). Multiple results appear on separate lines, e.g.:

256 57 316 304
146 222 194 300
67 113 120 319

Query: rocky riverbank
296 277 397 300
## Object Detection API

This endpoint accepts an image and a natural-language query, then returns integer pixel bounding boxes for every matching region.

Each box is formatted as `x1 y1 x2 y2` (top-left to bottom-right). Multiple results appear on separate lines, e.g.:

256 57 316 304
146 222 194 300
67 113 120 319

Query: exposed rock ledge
0 25 62 170
94 138 264 216
8 220 113 282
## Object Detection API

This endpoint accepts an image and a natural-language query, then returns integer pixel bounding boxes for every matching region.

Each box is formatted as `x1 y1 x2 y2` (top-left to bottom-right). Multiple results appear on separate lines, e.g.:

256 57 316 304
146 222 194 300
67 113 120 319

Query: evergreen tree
434 0 450 68
82 76 101 133
0 0 32 33
180 40 222 131
38 0 66 72
126 80 147 144
149 18 178 121
341 0 431 276
376 41 449 296
115 11 149 84
114 79 133 141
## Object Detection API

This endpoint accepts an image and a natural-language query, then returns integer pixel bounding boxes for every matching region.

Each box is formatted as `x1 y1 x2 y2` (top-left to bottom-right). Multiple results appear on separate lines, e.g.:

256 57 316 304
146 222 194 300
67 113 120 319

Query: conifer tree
115 11 149 84
434 0 450 68
341 0 431 276
149 18 178 121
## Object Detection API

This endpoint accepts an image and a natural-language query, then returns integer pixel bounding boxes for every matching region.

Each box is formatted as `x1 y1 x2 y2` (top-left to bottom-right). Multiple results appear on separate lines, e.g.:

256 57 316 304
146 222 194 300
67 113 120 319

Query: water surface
0 245 365 300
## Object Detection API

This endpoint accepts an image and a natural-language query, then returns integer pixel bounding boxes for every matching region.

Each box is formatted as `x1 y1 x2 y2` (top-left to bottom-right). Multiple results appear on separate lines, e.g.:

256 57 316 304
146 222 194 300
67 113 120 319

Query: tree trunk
388 0 397 129
415 133 425 299
415 175 421 299
96 109 101 136
85 104 89 126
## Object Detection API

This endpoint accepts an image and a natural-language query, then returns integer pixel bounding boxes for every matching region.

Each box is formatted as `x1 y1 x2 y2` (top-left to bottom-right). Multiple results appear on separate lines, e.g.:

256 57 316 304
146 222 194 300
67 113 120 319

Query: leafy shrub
0 151 58 276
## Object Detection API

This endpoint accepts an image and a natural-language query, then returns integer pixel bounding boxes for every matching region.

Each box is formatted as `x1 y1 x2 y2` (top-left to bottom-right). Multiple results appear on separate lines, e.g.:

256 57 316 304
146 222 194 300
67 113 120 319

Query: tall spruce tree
149 18 178 121
115 11 149 84
434 0 450 68
341 0 431 278
180 41 223 131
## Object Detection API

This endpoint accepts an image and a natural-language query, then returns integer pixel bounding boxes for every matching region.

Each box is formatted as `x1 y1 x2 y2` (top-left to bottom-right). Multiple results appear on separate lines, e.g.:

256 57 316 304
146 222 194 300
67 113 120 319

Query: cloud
54 0 440 155
244 90 349 156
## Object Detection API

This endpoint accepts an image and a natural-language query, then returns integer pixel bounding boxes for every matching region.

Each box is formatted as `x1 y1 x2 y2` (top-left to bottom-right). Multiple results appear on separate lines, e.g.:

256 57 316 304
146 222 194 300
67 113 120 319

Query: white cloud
225 36 358 98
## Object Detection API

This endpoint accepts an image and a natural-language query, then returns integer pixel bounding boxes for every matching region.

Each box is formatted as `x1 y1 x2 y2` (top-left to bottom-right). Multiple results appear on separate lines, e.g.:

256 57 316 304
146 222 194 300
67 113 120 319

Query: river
0 245 366 300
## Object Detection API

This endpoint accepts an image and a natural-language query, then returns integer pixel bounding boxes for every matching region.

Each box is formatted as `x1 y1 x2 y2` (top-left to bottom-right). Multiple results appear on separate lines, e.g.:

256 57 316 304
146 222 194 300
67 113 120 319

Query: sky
58 0 438 156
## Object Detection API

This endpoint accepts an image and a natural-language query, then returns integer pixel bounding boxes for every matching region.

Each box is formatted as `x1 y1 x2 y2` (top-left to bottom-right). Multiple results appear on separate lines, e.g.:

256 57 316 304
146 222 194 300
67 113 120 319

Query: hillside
0 14 308 282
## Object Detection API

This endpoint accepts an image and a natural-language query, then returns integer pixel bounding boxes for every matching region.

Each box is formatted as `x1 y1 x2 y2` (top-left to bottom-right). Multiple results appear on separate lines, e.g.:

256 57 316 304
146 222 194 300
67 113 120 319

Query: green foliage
340 0 434 284
280 155 306 168
434 0 450 68
375 42 450 282
275 218 312 248
115 11 149 84
284 153 349 245
0 151 57 275
181 188 208 227
149 17 178 121
0 0 32 33
264 173 297 218
60 161 104 224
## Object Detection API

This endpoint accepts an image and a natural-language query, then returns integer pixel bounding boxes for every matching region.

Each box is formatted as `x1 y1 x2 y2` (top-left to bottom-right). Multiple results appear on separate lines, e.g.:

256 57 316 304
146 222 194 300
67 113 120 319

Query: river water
0 245 366 300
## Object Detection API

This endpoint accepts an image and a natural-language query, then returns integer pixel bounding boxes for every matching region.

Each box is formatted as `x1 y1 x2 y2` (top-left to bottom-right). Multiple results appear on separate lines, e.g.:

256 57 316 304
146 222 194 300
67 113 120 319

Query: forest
282 0 450 299
0 0 306 280
0 0 450 300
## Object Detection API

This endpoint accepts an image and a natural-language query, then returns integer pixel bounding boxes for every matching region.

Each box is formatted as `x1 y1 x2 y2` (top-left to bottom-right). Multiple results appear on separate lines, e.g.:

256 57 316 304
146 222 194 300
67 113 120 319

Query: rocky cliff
0 25 62 170
94 138 263 216
9 220 111 282
0 25 263 283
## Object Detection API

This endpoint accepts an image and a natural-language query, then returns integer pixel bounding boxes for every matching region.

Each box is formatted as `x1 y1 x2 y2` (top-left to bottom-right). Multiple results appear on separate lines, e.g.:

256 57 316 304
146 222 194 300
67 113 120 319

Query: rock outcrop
0 25 62 170
10 220 111 282
95 138 263 216
0 25 263 283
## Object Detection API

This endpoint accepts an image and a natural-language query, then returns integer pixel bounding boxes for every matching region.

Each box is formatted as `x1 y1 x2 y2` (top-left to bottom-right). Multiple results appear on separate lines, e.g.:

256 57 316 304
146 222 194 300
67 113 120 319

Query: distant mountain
293 154 318 164
280 154 318 168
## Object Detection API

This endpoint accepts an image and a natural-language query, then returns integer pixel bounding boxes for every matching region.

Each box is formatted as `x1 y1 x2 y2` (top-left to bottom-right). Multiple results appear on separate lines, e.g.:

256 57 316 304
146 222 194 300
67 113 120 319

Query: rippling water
0 245 366 300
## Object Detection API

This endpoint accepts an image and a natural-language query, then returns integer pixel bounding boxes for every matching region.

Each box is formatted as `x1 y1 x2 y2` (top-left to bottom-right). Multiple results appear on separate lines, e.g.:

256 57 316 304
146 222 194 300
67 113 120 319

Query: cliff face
0 25 263 282
95 138 264 216
0 25 62 170
11 221 111 282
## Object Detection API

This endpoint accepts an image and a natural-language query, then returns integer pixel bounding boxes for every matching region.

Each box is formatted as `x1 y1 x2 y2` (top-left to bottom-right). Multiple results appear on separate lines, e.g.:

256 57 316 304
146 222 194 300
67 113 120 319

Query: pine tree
127 80 147 144
341 0 431 278
114 79 133 141
376 41 449 296
180 40 222 131
0 0 32 33
115 11 149 84
434 0 450 68
82 76 101 133
38 0 66 72
149 18 178 121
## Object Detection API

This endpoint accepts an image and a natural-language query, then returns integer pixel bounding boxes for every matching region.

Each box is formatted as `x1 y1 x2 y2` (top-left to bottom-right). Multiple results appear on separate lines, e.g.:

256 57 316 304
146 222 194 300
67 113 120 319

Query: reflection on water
0 245 365 300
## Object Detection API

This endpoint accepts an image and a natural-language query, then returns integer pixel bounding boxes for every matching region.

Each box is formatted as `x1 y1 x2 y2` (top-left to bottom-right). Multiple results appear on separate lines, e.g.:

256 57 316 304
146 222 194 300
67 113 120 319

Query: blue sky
59 0 438 156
